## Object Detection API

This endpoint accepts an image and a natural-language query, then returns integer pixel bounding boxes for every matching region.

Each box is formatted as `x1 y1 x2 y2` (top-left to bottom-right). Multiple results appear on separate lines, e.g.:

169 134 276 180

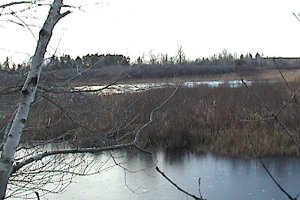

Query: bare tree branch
247 134 296 200
156 166 205 200
12 142 137 173
38 75 124 94
293 12 300 22
0 1 33 9
12 85 179 175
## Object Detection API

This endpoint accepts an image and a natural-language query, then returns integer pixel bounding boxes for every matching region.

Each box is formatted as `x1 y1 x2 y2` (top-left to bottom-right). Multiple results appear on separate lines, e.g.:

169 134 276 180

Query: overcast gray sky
1 0 300 63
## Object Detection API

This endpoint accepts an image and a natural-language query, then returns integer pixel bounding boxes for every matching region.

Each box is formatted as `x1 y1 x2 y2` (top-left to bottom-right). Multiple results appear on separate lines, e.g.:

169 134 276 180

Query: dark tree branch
0 1 32 9
247 134 296 200
156 167 205 200
293 12 300 22
34 191 40 200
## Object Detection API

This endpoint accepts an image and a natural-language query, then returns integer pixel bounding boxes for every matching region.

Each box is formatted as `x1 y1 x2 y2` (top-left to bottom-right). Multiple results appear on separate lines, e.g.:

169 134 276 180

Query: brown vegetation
1 68 300 157
2 83 297 157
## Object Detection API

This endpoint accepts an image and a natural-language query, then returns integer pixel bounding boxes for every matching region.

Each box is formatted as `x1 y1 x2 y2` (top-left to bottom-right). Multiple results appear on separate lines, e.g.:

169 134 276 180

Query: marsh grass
1 65 300 157
1 81 293 157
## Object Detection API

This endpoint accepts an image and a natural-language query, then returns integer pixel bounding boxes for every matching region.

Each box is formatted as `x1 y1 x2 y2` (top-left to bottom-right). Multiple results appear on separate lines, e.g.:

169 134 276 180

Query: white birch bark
0 1 70 199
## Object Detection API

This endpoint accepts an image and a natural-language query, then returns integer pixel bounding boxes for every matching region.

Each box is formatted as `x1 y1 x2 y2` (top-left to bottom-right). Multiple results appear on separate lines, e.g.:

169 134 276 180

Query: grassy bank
1 80 294 157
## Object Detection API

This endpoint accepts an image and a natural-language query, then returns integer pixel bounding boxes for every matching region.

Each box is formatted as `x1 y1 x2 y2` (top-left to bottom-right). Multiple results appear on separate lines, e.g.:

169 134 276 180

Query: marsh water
45 151 300 200
74 79 253 95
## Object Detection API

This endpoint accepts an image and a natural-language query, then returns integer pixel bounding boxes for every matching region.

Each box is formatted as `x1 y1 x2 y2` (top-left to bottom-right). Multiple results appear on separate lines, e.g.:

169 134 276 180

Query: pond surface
74 80 253 95
45 151 300 200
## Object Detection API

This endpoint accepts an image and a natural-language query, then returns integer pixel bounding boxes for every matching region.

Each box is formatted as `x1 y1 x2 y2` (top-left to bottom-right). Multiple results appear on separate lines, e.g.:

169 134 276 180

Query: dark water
46 151 300 200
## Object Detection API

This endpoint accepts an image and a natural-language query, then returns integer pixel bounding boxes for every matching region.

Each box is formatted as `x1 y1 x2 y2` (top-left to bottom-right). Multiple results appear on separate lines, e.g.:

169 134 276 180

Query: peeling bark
0 1 70 199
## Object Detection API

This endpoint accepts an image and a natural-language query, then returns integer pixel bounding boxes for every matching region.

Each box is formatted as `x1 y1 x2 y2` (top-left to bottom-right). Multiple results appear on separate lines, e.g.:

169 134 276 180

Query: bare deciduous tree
0 1 71 198
0 2 179 198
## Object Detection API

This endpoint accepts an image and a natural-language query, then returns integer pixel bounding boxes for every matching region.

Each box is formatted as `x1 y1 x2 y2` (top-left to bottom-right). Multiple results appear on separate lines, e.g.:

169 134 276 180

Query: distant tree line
48 53 131 69
0 54 131 71
136 49 264 67
0 57 26 71
0 48 285 72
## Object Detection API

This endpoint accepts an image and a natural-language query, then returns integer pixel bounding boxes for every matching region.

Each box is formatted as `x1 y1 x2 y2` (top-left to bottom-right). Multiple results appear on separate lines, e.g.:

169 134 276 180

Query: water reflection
45 151 300 200
74 80 253 95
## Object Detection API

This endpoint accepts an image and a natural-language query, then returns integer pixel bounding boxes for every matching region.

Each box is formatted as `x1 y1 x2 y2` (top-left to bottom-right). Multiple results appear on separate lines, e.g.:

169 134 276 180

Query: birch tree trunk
0 1 70 199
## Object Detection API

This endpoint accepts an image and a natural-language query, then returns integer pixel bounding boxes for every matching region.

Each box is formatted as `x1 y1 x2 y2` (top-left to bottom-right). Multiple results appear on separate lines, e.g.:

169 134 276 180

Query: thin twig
198 178 204 199
272 58 291 92
238 116 274 123
133 85 179 144
241 79 300 148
